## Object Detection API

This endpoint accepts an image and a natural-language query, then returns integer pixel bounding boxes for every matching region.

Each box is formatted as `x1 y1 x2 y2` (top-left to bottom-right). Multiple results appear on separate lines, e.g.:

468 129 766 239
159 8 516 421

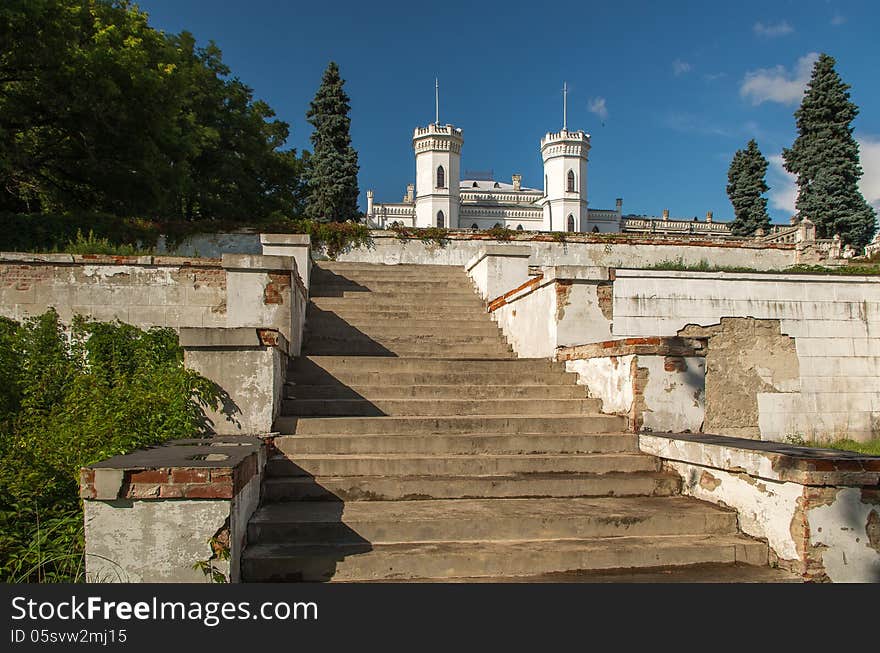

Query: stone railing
621 217 733 236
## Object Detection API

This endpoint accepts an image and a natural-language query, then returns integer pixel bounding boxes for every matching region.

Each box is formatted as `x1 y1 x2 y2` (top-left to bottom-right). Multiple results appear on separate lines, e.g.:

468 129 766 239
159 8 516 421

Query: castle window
544 175 548 194
493 223 502 228
437 166 445 189
471 223 478 230
592 225 600 233
472 181 479 188
493 182 500 188
437 211 445 228
567 215 575 232
567 170 575 193
516 225 524 231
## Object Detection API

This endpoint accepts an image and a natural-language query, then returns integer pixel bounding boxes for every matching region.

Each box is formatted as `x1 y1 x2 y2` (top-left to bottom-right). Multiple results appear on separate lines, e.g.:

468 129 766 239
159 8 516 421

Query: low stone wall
332 231 796 270
558 337 706 433
612 270 880 441
640 433 880 582
80 437 266 583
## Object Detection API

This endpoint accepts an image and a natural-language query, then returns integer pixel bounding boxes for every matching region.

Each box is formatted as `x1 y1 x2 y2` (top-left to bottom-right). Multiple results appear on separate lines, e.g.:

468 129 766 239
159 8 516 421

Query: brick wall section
79 453 259 501
263 271 291 305
556 336 707 360
0 254 227 329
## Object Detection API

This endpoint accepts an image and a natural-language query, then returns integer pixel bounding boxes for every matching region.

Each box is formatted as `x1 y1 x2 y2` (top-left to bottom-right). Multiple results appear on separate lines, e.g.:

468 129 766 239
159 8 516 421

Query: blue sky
137 0 880 223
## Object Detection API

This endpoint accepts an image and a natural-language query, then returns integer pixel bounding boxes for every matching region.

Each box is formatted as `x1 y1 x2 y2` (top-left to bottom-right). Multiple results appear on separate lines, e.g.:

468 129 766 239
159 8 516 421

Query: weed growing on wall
0 311 221 582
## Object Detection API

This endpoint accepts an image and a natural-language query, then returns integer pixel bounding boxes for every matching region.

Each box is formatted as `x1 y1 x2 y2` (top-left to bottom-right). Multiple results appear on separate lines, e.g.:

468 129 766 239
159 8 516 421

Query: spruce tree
782 53 876 248
304 62 360 222
727 139 771 236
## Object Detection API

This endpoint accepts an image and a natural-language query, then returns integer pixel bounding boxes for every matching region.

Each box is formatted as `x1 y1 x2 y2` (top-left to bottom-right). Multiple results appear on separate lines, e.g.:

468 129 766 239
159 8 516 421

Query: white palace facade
365 119 735 238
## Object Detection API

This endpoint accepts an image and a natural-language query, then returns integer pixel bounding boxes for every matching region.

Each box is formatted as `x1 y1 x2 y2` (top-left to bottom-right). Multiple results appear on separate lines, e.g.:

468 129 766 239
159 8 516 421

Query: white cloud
704 72 727 82
588 97 608 121
740 52 819 106
753 20 794 37
765 138 880 216
831 14 846 26
858 137 880 210
672 59 692 76
767 154 798 214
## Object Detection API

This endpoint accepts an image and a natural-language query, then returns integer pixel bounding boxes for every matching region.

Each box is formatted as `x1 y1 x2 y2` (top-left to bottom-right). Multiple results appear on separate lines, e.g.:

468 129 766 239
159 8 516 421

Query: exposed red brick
170 468 210 484
127 483 161 499
185 483 233 499
159 484 186 498
664 356 687 372
128 469 169 484
264 272 291 305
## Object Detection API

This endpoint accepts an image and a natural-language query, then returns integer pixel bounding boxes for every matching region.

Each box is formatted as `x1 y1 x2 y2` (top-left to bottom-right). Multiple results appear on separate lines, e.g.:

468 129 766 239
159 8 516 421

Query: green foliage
812 438 880 456
485 226 515 241
0 310 221 582
782 53 877 248
0 0 306 222
727 139 771 236
288 219 372 260
643 258 880 276
0 212 161 252
304 62 360 223
389 225 450 247
61 230 153 255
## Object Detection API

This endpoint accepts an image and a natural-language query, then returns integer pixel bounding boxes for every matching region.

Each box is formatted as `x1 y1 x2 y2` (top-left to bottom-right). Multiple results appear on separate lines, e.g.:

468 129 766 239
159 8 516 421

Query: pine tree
727 139 771 236
782 53 876 248
304 62 360 223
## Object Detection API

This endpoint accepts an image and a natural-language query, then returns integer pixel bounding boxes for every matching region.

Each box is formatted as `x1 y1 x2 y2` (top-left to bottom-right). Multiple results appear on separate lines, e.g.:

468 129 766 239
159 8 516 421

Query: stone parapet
80 436 266 583
641 432 880 582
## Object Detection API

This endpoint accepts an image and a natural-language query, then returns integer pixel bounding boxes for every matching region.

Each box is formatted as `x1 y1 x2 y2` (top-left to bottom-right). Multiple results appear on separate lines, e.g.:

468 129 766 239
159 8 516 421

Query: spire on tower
435 78 439 125
563 81 568 131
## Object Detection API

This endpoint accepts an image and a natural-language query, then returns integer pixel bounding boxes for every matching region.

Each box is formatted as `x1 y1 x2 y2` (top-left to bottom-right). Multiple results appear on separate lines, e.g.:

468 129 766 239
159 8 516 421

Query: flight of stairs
241 261 787 582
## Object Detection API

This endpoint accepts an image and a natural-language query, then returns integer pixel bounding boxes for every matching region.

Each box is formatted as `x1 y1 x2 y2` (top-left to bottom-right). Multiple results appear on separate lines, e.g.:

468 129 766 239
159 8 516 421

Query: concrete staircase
241 261 782 582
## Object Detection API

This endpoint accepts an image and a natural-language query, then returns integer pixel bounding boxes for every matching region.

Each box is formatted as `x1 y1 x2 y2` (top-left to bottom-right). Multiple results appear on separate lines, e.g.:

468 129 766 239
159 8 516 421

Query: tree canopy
727 139 771 236
782 53 876 248
304 62 360 223
0 0 306 221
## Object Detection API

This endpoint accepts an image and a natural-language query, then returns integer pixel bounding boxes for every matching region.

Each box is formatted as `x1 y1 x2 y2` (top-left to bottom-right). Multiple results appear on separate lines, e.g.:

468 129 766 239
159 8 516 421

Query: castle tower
413 123 463 229
540 128 590 232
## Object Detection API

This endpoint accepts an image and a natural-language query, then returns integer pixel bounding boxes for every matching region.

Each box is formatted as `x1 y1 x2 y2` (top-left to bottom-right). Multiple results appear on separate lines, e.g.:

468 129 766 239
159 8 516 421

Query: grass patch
642 257 880 276
808 438 880 456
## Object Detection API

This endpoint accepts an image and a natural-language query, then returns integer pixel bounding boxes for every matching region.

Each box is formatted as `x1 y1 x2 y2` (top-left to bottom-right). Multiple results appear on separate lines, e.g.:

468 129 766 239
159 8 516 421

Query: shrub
0 311 221 582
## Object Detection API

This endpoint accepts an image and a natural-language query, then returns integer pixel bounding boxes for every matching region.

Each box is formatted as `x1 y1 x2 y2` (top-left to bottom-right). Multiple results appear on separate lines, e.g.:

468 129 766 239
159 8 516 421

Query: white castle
366 84 734 237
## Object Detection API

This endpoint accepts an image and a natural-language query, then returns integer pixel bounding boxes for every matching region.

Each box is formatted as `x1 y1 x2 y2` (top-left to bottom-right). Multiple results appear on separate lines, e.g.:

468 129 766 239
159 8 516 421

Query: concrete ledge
179 327 289 354
0 252 222 267
80 436 263 501
465 245 532 273
640 432 880 486
221 253 295 272
259 233 311 246
557 336 707 361
543 265 611 282
614 268 880 284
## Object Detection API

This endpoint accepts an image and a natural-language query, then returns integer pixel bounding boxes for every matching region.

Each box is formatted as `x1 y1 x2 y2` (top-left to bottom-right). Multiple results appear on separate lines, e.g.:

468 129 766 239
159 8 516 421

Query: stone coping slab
465 245 532 272
615 268 880 284
640 432 880 486
179 327 289 354
557 336 707 361
80 436 263 501
221 253 295 272
0 252 222 267
259 233 311 246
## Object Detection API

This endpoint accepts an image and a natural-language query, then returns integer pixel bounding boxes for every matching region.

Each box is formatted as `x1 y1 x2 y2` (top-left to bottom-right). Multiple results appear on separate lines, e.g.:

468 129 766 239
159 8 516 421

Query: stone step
310 290 483 303
311 279 475 291
266 452 658 477
287 369 576 387
311 285 479 297
306 308 491 321
274 433 639 455
315 262 463 274
289 356 565 374
310 297 484 311
284 383 588 400
261 470 680 502
247 496 738 545
280 398 601 417
302 318 503 336
241 533 766 582
352 563 803 583
302 333 509 348
299 347 517 359
274 414 628 435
